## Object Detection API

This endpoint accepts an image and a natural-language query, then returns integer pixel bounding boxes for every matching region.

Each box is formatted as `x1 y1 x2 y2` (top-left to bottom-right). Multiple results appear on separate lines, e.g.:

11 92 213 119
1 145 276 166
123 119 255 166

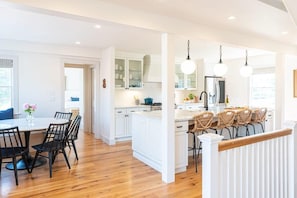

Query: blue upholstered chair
0 108 14 120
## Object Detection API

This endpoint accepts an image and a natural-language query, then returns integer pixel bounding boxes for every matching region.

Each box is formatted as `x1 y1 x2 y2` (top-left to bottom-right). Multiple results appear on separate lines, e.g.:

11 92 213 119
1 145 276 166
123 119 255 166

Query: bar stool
187 111 214 172
233 108 252 137
249 107 267 133
210 110 236 139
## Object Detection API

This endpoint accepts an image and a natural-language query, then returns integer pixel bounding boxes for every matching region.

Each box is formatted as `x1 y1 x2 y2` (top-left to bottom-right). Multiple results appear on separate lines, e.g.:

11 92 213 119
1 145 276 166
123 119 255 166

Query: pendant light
181 40 196 74
213 45 228 76
240 50 253 77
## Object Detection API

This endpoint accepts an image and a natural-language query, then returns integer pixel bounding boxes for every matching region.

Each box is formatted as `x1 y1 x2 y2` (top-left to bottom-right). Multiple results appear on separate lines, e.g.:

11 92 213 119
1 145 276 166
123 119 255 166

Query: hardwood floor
0 131 202 198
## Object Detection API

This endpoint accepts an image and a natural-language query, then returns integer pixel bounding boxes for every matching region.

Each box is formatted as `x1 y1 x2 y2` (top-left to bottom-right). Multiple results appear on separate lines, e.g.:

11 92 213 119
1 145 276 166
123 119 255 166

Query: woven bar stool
233 108 252 137
187 111 214 172
210 110 236 139
249 107 267 133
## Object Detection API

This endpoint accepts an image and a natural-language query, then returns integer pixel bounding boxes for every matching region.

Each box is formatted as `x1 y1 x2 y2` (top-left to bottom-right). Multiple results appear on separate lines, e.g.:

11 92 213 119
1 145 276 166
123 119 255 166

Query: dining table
0 117 69 170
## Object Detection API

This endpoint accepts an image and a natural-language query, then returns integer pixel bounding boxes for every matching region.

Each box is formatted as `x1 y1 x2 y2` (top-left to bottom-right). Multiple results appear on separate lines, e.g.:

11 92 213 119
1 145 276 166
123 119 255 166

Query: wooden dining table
0 117 69 170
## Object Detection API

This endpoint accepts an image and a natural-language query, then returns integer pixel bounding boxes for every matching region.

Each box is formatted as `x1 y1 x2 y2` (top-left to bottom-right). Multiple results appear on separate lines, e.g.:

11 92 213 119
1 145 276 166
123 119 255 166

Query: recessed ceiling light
75 41 81 45
94 24 101 29
228 16 236 20
281 31 288 35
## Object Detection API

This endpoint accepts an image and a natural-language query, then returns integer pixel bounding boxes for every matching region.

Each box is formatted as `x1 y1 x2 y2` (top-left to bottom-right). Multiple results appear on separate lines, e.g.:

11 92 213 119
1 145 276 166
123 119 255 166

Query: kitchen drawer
176 106 185 110
115 109 126 115
127 108 138 114
138 107 151 112
175 121 188 132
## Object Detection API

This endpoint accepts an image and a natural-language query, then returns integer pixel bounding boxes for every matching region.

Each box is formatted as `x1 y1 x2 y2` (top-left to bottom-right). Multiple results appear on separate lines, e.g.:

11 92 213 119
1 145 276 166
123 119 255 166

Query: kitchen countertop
133 106 271 122
175 102 204 106
132 106 229 121
132 109 205 121
115 105 151 108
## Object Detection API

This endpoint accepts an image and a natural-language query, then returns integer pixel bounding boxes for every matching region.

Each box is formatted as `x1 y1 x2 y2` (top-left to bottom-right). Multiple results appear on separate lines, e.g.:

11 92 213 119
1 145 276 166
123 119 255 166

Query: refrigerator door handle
215 79 220 105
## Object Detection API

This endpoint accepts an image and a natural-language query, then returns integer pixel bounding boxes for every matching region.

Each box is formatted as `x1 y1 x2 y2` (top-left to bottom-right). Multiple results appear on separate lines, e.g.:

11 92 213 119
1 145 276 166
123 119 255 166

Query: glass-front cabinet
115 57 143 89
175 63 197 90
115 58 126 88
128 59 142 88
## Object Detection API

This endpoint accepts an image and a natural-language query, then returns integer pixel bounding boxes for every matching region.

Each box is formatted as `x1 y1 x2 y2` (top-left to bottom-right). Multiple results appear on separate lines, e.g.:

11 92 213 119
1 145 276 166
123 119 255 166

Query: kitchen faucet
199 91 208 111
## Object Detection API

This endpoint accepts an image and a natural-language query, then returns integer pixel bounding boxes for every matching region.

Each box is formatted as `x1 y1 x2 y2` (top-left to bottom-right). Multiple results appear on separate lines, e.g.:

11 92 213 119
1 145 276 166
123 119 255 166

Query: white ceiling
0 0 296 62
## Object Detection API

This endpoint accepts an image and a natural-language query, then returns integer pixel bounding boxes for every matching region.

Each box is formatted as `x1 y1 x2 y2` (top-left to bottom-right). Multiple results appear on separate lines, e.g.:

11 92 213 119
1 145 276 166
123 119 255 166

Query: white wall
284 55 297 121
114 83 162 106
0 40 100 118
18 53 62 117
203 54 276 108
224 58 251 107
229 55 276 107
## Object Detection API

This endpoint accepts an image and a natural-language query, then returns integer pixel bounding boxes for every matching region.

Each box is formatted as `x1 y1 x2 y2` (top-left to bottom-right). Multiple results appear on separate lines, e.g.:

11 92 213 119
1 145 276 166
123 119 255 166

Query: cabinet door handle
176 126 183 128
130 111 135 112
117 111 122 113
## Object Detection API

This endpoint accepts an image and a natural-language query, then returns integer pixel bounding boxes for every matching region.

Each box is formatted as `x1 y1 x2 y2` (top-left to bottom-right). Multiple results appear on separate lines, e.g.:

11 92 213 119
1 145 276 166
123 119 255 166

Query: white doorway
64 63 93 132
64 67 84 128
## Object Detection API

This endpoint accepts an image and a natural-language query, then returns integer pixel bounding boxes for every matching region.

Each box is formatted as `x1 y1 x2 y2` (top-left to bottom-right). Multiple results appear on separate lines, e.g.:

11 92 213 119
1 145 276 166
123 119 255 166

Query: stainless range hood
143 55 161 82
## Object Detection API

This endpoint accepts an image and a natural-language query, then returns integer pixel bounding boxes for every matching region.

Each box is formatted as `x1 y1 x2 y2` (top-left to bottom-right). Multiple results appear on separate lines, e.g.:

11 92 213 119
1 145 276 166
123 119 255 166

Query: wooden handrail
218 128 292 151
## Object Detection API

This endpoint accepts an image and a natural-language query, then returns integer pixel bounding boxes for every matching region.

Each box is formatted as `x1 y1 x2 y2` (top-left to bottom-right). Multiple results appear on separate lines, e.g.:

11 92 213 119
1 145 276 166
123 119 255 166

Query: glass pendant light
240 50 253 77
213 45 228 76
181 40 196 74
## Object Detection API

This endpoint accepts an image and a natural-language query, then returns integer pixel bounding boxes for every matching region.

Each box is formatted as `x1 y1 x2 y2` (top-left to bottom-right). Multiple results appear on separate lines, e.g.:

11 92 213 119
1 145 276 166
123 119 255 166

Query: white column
99 46 115 145
161 33 175 183
284 121 297 198
198 133 224 198
275 53 285 130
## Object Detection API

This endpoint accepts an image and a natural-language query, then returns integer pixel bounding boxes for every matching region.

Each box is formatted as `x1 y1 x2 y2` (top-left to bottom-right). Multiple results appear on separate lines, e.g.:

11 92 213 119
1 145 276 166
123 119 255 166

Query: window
250 71 275 108
0 58 15 110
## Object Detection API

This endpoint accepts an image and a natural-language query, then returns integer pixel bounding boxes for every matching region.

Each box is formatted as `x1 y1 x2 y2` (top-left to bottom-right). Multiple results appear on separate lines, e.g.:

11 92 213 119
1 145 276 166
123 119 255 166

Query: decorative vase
26 113 34 123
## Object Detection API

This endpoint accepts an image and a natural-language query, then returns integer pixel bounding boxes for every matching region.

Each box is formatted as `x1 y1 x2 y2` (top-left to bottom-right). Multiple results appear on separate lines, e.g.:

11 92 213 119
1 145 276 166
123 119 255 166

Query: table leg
5 130 47 170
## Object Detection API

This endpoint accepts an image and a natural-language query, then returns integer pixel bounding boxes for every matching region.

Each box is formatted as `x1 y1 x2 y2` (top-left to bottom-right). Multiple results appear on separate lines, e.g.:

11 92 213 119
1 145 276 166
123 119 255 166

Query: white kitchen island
131 109 204 174
131 107 271 175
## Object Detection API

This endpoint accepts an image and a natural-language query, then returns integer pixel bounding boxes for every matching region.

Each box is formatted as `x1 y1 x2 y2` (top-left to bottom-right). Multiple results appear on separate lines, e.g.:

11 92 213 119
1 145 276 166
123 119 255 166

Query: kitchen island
131 109 206 174
131 107 269 174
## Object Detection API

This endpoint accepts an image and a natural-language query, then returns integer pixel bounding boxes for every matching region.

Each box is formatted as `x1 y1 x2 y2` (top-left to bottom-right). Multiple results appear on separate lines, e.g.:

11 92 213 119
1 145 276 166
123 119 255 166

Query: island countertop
132 107 226 121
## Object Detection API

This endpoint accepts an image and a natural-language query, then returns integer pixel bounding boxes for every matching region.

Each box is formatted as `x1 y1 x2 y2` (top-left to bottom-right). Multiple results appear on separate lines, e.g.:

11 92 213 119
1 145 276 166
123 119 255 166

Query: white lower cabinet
115 108 127 139
115 107 150 141
175 121 188 173
132 113 188 173
176 103 204 111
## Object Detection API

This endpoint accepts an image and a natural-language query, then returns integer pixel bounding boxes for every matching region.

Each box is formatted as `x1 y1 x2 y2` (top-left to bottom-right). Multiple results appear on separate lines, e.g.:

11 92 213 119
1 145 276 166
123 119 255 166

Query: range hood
143 55 161 82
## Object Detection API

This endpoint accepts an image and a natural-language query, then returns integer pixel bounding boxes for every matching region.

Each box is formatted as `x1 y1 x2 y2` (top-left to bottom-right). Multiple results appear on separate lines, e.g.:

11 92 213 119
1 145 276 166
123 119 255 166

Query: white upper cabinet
128 59 143 88
115 56 143 89
175 63 197 90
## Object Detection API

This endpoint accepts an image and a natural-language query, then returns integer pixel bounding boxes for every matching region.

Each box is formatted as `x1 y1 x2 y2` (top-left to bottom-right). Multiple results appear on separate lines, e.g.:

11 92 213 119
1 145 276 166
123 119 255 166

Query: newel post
198 133 224 198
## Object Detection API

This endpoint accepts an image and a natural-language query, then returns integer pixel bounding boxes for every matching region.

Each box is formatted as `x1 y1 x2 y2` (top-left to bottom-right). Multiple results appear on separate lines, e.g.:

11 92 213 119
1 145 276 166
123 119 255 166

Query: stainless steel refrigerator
204 76 226 106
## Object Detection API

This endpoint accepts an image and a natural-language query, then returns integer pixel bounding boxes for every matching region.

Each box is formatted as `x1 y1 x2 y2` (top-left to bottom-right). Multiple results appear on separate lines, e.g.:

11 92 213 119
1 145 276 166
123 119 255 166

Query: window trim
0 55 19 111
